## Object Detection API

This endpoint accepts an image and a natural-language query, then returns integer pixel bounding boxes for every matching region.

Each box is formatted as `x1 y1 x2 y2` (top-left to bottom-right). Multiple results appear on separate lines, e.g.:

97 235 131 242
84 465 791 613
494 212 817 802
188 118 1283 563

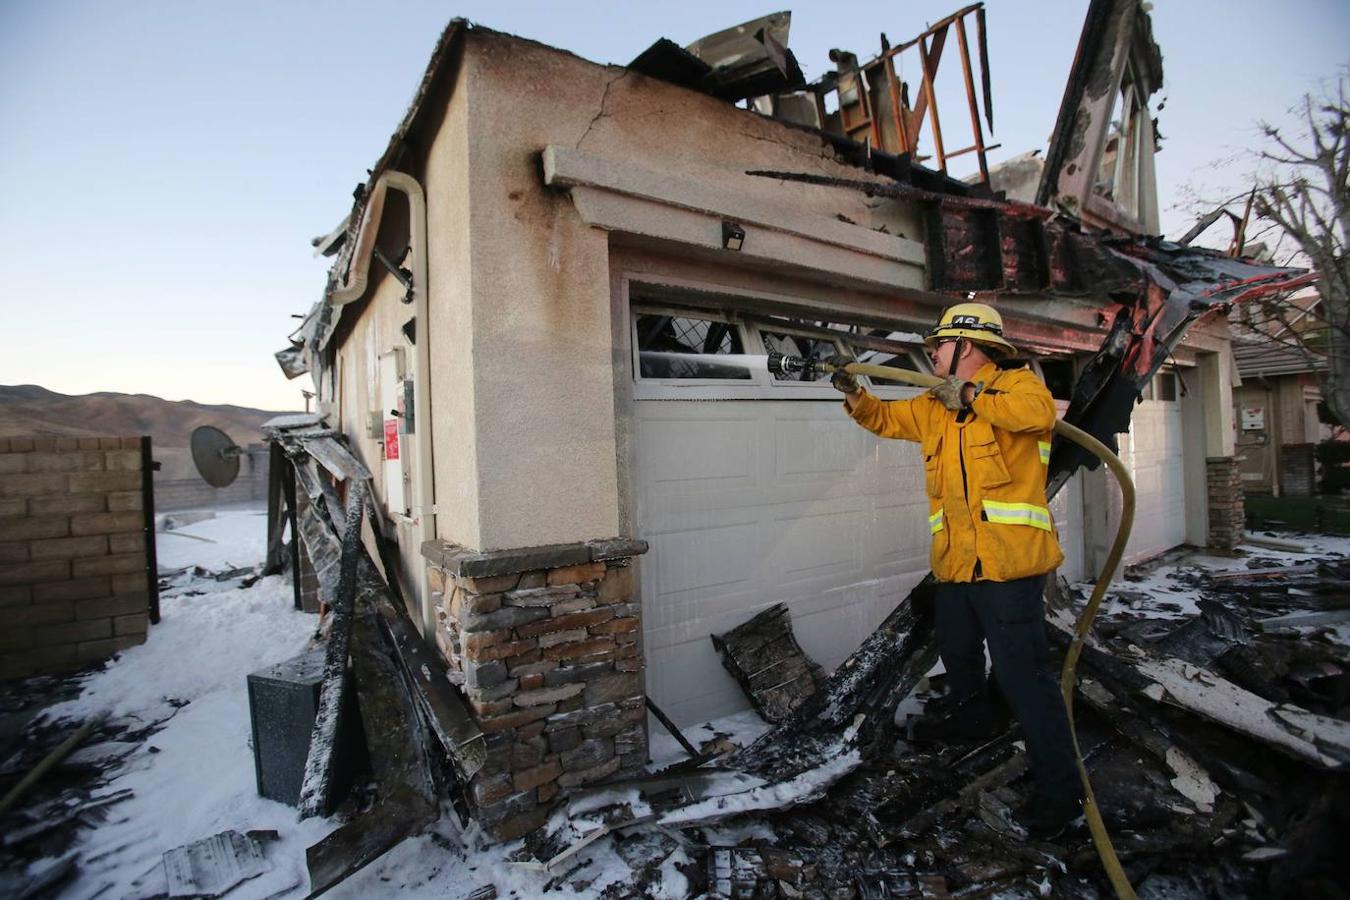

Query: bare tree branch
1207 72 1350 427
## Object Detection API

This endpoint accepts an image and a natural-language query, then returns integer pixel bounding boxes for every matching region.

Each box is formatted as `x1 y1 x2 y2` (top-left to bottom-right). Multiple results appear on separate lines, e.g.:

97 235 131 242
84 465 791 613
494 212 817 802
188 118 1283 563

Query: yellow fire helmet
924 302 1017 356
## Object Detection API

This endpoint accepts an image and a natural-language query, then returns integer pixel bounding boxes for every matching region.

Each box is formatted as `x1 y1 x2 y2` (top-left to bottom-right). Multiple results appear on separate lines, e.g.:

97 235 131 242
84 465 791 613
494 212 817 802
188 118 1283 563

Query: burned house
272 2 1310 844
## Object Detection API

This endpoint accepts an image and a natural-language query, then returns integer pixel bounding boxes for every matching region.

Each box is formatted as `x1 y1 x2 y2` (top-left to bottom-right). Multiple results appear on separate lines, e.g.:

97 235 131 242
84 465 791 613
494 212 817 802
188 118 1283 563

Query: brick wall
423 538 648 841
0 436 153 679
1206 456 1244 551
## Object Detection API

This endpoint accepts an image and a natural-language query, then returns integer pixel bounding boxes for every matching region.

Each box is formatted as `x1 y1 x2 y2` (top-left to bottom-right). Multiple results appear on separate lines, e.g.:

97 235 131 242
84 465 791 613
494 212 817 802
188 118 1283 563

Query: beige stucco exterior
326 29 945 561
316 23 1240 623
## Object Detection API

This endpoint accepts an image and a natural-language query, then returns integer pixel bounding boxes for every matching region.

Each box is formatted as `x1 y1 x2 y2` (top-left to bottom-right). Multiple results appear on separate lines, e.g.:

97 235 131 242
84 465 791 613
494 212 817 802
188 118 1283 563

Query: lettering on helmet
950 315 980 327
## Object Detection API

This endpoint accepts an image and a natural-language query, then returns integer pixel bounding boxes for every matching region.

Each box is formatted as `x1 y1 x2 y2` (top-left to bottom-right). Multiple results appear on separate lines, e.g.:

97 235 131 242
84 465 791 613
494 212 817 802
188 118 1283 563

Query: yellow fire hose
824 360 1139 900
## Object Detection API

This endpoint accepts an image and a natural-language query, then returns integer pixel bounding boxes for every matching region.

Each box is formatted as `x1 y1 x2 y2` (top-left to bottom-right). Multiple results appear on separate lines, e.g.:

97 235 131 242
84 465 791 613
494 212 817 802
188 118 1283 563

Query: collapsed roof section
630 5 996 185
628 12 806 103
274 3 1299 383
1037 0 1165 233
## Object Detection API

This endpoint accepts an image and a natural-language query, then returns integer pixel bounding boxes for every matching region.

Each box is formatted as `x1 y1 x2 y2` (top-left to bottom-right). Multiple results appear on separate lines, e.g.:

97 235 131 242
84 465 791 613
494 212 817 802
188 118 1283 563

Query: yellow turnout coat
847 362 1064 583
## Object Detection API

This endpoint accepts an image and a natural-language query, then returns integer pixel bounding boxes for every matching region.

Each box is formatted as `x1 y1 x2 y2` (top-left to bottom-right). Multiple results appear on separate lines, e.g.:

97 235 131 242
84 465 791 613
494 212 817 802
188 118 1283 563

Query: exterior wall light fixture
722 220 745 251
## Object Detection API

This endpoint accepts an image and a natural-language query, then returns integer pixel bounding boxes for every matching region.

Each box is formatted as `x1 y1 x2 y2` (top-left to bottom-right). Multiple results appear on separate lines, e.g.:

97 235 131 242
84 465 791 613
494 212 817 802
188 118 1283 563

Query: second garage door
636 399 932 726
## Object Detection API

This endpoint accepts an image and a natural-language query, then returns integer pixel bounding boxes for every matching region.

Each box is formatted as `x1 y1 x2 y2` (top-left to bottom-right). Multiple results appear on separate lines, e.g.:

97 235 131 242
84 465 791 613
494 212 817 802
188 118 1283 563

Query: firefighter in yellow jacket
833 302 1080 837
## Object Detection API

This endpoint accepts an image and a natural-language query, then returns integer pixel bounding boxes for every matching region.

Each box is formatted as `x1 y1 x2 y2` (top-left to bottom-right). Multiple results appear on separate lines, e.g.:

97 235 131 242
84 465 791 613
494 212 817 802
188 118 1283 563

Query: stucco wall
424 46 481 551
331 272 430 608
330 25 1238 568
458 30 932 551
325 47 474 618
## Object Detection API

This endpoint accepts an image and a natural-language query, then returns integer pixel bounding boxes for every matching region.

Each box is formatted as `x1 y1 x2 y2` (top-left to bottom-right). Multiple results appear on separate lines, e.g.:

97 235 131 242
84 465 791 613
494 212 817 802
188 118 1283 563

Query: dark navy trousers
934 574 1079 802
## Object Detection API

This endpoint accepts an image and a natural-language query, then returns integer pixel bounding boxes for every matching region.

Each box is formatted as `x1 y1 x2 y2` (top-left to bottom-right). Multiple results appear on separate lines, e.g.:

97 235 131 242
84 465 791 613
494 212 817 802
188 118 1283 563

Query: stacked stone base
1206 456 1244 551
423 539 647 841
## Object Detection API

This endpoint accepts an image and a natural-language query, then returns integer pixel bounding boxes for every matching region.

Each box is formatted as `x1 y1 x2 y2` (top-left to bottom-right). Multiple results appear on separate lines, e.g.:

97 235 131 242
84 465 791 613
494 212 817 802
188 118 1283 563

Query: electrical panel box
378 349 411 517
246 649 361 809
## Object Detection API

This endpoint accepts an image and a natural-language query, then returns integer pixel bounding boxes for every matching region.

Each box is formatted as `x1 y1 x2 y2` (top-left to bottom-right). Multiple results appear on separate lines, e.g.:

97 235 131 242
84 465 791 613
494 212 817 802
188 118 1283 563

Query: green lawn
1244 493 1350 534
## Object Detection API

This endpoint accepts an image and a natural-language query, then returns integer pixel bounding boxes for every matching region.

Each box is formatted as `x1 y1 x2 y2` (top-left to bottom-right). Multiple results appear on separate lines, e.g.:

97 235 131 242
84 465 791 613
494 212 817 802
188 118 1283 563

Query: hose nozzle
767 351 821 379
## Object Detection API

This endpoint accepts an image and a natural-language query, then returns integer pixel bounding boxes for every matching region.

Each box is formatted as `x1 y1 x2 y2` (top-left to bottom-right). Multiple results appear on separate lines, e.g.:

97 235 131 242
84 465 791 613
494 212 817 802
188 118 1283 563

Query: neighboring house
1232 302 1330 496
275 1 1273 839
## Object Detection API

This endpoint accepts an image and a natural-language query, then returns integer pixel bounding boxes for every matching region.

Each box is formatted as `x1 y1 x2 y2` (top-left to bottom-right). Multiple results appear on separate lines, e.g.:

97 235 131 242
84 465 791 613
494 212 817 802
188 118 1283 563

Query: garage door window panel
846 329 931 387
635 311 754 381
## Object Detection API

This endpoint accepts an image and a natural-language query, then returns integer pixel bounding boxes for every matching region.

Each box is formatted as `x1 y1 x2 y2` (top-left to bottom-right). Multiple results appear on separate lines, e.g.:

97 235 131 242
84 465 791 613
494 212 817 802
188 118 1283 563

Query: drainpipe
329 170 439 642
330 181 390 306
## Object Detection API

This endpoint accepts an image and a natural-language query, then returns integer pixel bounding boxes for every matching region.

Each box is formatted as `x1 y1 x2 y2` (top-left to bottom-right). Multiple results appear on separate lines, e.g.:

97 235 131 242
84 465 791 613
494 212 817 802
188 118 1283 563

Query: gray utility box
247 649 361 808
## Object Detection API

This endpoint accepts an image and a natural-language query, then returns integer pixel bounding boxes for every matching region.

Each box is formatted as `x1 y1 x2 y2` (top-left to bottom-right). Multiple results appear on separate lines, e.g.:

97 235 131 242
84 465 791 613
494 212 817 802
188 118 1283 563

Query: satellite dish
191 426 242 488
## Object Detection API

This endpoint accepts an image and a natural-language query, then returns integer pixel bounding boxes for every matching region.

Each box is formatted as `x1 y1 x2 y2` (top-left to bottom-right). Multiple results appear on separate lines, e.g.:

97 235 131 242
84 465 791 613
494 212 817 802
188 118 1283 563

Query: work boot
1015 792 1083 840
907 698 1006 744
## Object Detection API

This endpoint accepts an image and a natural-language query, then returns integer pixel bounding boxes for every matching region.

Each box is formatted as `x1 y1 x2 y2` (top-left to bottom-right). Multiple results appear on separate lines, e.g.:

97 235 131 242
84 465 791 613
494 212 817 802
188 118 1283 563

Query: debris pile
514 548 1349 898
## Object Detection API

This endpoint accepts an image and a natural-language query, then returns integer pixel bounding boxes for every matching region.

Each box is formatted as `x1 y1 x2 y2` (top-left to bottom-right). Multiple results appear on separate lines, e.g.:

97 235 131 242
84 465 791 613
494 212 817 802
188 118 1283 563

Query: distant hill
0 385 296 448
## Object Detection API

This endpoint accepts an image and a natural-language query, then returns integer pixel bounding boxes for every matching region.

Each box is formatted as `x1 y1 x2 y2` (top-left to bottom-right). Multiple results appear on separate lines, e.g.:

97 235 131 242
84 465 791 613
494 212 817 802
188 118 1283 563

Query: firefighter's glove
930 375 970 411
826 356 860 394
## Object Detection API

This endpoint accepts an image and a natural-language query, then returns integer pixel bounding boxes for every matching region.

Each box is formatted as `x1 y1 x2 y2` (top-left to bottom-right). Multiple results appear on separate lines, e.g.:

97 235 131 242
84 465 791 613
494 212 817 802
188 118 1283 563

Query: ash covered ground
2 508 1348 899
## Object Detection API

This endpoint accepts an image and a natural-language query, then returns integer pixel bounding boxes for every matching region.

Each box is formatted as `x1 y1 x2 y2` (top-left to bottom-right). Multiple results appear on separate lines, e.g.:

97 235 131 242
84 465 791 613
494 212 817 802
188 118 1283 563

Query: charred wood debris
513 552 1350 900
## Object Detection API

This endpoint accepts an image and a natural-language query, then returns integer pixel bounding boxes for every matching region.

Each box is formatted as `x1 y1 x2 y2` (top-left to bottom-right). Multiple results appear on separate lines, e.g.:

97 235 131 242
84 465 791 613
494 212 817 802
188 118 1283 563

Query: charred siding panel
926 206 1001 293
998 217 1050 293
1047 229 1086 294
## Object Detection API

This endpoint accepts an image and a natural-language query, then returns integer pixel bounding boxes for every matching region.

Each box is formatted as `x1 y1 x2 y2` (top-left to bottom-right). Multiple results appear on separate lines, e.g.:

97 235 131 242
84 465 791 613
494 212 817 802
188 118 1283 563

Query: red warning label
384 420 400 460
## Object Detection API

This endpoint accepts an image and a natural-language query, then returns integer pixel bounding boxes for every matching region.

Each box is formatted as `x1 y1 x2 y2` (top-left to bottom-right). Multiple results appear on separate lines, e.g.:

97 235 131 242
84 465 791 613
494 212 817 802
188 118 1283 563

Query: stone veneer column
1206 456 1244 551
421 538 648 841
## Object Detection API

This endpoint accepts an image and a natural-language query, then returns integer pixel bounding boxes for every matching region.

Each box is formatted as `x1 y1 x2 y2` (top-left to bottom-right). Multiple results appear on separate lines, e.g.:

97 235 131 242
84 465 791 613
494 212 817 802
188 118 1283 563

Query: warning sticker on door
384 420 400 460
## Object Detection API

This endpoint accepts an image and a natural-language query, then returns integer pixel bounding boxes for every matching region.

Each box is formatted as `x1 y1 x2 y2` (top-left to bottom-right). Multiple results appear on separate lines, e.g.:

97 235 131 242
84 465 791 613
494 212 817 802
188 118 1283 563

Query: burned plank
1257 610 1350 632
0 716 104 819
1048 607 1350 769
304 589 438 897
372 592 486 780
358 500 485 781
1152 600 1248 668
263 442 288 576
1208 564 1319 581
297 486 366 819
710 603 825 724
645 698 700 759
304 435 372 484
1074 677 1220 815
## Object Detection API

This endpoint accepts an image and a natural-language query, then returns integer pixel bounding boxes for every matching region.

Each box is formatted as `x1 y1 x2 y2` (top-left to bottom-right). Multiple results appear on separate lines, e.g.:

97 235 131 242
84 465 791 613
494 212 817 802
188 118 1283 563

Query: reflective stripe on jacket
847 361 1064 583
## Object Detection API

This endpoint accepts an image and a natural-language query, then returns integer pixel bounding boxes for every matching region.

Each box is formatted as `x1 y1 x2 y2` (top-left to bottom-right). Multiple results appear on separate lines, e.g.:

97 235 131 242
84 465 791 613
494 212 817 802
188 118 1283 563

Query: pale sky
1 1 1346 411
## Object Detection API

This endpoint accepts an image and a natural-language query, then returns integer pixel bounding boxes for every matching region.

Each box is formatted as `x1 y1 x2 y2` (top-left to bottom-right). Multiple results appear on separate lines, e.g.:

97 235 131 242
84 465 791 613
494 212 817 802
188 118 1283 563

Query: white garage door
636 399 931 726
1047 400 1087 585
628 302 1089 726
1114 390 1186 565
1049 472 1086 584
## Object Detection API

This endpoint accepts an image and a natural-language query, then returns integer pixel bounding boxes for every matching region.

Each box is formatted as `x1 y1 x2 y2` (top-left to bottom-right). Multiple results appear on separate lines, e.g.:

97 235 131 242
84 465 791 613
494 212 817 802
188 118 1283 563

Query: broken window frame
631 306 761 387
1081 38 1161 233
1093 57 1145 216
630 295 931 401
